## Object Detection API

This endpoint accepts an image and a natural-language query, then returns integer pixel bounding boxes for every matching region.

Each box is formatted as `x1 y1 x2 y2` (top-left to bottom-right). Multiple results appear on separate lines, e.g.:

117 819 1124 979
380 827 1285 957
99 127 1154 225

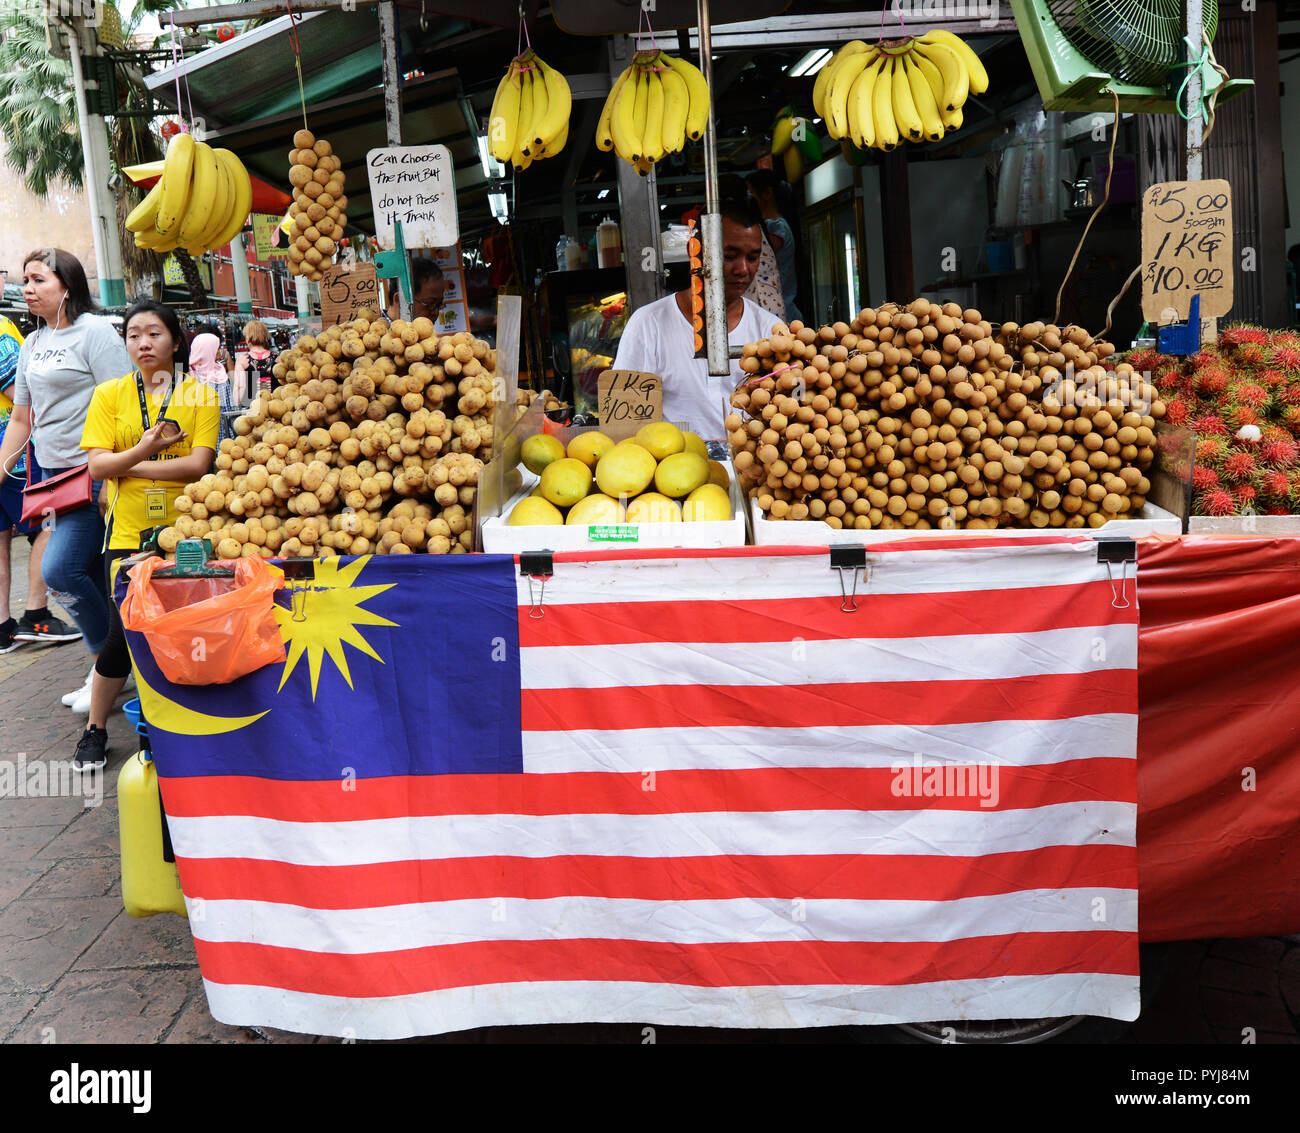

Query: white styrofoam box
480 463 747 553
750 498 1182 545
1188 515 1300 535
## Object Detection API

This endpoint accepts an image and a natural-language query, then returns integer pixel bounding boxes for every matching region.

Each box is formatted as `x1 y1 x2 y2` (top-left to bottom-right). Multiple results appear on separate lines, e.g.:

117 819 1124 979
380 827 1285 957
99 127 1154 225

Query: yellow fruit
595 442 657 498
654 451 709 498
567 430 615 469
521 432 566 475
634 421 686 460
626 493 682 523
566 493 626 526
682 483 732 522
508 497 564 525
706 460 731 490
539 457 593 507
681 430 709 459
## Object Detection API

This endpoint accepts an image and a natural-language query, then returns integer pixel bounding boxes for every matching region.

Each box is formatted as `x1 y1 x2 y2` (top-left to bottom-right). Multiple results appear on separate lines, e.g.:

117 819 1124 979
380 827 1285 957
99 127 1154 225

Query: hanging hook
419 0 428 33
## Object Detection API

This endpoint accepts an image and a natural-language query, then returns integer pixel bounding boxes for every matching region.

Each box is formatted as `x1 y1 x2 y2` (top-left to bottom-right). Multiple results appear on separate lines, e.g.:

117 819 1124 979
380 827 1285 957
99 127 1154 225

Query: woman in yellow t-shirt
73 300 219 771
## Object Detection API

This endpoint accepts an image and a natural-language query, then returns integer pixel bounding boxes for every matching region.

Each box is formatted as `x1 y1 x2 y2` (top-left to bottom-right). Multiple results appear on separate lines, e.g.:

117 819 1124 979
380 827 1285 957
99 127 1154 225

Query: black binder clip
829 544 867 613
520 551 554 619
1096 540 1137 610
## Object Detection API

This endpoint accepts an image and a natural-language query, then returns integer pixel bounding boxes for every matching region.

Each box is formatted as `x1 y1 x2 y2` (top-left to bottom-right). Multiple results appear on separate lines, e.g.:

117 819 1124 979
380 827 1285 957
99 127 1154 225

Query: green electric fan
1010 0 1253 113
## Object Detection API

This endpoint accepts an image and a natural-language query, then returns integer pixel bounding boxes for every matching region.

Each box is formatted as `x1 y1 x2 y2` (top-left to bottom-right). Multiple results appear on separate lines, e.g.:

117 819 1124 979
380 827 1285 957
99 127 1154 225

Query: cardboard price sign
1141 179 1233 321
597 370 662 438
319 263 380 328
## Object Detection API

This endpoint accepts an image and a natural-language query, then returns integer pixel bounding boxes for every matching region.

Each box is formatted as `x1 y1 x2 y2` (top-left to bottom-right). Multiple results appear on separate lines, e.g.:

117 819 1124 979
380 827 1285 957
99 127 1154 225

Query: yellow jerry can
118 751 188 918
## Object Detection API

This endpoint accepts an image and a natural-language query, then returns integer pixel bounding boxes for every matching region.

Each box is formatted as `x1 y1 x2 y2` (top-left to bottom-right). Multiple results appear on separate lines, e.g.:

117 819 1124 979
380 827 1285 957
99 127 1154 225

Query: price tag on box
1140 179 1233 321
597 370 662 439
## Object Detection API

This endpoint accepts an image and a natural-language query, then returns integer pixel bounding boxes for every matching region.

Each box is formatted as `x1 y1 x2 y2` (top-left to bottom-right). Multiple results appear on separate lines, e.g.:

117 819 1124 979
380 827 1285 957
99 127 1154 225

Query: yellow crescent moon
131 661 269 736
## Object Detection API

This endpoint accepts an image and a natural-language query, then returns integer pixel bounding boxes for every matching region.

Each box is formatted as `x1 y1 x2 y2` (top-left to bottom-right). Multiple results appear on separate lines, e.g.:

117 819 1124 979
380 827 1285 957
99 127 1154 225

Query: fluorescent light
477 135 505 181
597 188 610 200
844 233 858 317
489 191 509 221
788 48 833 78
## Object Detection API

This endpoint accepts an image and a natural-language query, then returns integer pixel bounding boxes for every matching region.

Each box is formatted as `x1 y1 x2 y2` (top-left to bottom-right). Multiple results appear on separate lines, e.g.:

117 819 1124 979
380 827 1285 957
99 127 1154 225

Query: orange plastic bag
120 557 287 685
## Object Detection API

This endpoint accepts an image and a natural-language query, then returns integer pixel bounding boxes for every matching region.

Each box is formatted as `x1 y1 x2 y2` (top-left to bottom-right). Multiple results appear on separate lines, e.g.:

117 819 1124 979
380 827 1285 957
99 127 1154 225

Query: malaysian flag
124 539 1139 1039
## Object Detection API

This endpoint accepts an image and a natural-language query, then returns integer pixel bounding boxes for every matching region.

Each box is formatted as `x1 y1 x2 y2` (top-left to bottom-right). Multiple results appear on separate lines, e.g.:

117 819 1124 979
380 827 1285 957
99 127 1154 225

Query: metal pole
1185 0 1203 181
66 25 126 307
230 232 254 314
379 0 410 320
696 0 728 378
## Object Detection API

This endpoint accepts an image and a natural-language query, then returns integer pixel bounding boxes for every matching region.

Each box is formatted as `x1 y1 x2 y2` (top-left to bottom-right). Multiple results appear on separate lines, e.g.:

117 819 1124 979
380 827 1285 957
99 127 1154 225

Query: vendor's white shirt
612 294 781 439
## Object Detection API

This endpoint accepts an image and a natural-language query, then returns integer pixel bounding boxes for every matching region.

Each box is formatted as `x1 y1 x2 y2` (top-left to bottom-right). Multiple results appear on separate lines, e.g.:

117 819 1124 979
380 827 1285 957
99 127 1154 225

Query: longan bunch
516 387 565 414
155 311 497 560
727 300 1166 532
286 128 347 281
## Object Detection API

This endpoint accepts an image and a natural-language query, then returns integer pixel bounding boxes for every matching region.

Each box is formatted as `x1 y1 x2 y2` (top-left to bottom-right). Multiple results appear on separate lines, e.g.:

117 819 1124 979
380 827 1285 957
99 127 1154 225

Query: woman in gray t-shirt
0 251 132 714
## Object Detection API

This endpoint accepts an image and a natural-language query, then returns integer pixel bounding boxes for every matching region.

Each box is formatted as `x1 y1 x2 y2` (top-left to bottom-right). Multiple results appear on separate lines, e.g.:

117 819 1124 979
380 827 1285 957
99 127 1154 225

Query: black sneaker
0 619 26 655
14 613 82 643
73 726 108 773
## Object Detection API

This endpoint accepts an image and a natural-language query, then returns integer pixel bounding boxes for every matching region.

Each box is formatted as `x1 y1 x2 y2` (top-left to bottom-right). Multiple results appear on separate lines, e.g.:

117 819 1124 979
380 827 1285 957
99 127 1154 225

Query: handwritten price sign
319 263 380 327
1141 179 1233 321
366 145 459 251
597 370 663 438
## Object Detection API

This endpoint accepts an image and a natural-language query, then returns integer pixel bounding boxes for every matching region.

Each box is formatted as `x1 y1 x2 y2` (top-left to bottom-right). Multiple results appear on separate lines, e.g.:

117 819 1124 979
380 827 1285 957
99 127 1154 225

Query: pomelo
539 457 593 507
567 430 615 470
654 451 709 498
521 433 565 475
682 483 731 522
595 442 657 497
634 421 686 460
508 497 563 525
566 493 626 526
626 492 681 523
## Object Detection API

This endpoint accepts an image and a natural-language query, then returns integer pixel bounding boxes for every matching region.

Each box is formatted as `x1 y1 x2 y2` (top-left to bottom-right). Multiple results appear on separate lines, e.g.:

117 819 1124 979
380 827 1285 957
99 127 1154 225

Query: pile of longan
286 129 347 282
728 301 1167 531
156 311 500 559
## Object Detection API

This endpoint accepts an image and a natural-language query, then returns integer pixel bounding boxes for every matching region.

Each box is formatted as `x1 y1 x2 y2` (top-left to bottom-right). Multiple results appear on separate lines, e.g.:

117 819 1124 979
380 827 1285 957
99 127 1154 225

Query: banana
532 56 572 153
661 53 709 141
771 114 794 156
177 141 218 249
873 59 900 150
848 57 886 149
814 40 869 121
155 131 195 237
912 49 948 114
488 62 523 163
940 104 964 133
917 39 968 112
641 62 665 164
191 147 232 253
124 179 163 233
521 56 547 156
634 155 654 178
658 55 690 154
537 121 568 160
826 45 875 140
920 29 988 94
630 63 648 161
891 52 923 141
208 148 253 251
904 55 944 143
513 66 534 167
783 144 804 183
597 67 630 153
610 62 640 163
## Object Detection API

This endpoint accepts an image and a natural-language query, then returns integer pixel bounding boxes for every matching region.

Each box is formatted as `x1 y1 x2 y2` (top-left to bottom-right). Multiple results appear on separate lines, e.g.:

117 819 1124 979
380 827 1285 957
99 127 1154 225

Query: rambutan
1283 406 1300 437
1198 489 1236 516
1195 437 1225 465
1224 404 1260 430
1222 450 1257 482
1193 413 1228 436
1237 344 1269 367
1271 346 1300 372
1221 325 1269 349
1231 382 1269 409
1267 506 1293 516
1126 349 1164 374
1260 436 1300 467
1164 398 1191 425
1261 469 1291 501
1194 366 1231 396
1192 465 1221 493
1233 484 1258 508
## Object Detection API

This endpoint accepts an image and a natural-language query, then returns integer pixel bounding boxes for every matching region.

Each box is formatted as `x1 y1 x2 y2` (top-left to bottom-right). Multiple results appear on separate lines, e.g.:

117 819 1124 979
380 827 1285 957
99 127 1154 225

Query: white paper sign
366 145 459 250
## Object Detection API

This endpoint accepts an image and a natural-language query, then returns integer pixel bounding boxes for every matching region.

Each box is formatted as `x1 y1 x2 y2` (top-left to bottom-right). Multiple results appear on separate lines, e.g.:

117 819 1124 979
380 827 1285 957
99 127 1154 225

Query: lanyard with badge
136 372 178 521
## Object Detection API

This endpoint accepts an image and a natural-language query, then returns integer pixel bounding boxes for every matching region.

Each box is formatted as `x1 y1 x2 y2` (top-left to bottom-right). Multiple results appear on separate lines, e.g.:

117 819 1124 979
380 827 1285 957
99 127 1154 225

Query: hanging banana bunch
596 50 710 176
770 106 823 183
812 29 988 152
488 49 573 171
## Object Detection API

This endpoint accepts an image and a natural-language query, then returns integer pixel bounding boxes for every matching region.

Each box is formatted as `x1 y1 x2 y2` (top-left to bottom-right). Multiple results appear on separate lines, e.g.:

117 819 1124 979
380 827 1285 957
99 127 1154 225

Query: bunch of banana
596 50 709 175
770 106 823 183
488 49 573 171
125 131 253 256
286 129 348 283
811 29 988 152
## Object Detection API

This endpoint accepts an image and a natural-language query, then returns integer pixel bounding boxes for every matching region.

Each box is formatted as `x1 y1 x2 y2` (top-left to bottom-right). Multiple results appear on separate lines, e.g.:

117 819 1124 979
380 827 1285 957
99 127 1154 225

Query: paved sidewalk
0 538 1295 1045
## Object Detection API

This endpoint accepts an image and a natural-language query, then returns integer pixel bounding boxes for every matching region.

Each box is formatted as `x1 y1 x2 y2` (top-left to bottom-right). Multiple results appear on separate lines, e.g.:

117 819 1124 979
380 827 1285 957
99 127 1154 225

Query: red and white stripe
177 540 1140 1038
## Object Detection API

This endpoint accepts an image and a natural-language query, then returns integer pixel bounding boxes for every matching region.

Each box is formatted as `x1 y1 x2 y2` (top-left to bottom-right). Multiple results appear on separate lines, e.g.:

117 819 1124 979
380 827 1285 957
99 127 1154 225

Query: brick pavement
0 536 1295 1045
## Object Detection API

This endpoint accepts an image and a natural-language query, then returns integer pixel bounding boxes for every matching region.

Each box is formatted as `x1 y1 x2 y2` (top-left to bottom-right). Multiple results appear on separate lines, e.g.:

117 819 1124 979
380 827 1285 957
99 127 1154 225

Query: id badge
144 488 168 521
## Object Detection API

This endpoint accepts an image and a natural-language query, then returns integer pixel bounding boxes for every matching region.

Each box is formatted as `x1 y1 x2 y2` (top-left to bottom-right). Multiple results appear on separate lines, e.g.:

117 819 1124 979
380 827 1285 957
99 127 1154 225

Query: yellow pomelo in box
521 433 566 475
508 496 564 525
682 483 732 522
626 492 682 523
654 451 709 498
706 460 731 490
682 431 709 459
566 493 626 526
567 430 615 470
539 457 593 507
595 442 657 498
634 421 685 460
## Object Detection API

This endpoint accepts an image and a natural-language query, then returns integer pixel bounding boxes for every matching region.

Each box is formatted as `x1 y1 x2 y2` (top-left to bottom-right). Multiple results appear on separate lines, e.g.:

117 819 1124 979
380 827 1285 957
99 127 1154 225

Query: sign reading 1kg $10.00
366 145 459 251
1140 179 1233 321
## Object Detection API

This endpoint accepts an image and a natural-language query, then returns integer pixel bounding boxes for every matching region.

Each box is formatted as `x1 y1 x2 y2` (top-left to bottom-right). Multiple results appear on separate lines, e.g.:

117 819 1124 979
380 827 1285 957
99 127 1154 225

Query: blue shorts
1 451 42 538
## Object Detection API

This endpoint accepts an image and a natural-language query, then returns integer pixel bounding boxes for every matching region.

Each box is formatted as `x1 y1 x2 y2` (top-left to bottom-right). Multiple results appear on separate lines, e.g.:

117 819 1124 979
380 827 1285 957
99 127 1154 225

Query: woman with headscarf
189 331 237 443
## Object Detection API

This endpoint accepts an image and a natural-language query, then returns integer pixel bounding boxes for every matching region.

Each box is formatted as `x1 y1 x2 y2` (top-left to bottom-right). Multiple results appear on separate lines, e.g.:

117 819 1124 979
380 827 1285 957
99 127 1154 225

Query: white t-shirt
612 294 781 439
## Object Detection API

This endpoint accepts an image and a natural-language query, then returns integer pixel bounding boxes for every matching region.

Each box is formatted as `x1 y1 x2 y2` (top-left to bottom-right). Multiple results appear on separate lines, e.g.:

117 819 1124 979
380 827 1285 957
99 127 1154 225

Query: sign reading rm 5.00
1140 179 1233 321
320 263 379 328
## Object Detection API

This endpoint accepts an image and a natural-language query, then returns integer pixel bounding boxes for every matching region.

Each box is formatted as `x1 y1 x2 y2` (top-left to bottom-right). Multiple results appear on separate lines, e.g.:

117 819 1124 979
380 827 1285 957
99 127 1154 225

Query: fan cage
1045 0 1219 87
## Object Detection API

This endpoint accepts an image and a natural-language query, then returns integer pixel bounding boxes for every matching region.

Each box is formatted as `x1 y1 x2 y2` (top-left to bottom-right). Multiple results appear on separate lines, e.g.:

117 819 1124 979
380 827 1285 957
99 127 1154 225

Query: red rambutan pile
1194 367 1230 396
1224 403 1260 431
1222 450 1257 482
1259 436 1300 467
1197 489 1236 516
1284 406 1300 437
1271 346 1300 372
1195 437 1225 465
1233 484 1258 510
1231 382 1269 409
1192 465 1220 493
1259 369 1288 390
1193 413 1228 436
1260 469 1291 502
1237 344 1270 367
1126 349 1163 374
1164 398 1191 425
1221 325 1269 349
